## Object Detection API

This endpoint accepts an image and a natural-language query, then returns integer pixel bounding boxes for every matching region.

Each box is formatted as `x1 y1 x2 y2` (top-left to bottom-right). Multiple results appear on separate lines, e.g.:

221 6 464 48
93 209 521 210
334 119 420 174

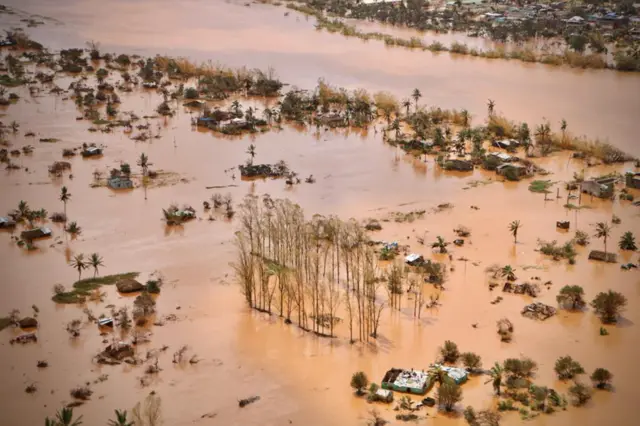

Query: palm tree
501 265 516 281
402 98 411 116
432 236 449 253
428 365 450 386
535 123 552 154
10 120 19 133
88 253 104 277
390 118 401 140
48 407 83 426
560 119 567 140
594 222 611 256
17 200 30 221
60 186 71 217
509 220 521 243
487 99 495 116
70 254 86 281
137 153 150 176
485 362 504 396
108 409 133 426
262 108 273 125
461 109 469 128
246 144 256 165
411 88 422 112
231 100 241 116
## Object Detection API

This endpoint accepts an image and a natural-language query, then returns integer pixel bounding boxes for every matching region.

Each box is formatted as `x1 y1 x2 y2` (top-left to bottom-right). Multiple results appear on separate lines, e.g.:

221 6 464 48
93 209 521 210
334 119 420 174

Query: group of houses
579 172 640 199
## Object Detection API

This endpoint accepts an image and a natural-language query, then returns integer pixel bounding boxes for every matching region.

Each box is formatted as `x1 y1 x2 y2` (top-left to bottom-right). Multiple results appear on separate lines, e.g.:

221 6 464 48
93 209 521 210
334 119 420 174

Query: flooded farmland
0 1 639 426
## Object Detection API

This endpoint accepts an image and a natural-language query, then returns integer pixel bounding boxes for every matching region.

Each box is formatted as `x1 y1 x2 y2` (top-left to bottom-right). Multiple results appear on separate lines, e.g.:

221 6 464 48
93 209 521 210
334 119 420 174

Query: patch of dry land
0 2 639 426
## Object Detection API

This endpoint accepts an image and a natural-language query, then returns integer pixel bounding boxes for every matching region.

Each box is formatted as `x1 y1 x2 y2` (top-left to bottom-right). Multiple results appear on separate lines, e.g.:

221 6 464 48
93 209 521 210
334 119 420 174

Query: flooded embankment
0 1 639 426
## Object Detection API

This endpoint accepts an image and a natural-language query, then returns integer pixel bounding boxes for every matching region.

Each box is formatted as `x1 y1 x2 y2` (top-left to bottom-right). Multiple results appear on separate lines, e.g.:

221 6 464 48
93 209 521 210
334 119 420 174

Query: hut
625 172 640 189
556 221 570 230
107 176 134 189
443 159 473 172
588 250 617 263
21 227 52 240
0 216 16 228
580 177 616 198
81 146 103 157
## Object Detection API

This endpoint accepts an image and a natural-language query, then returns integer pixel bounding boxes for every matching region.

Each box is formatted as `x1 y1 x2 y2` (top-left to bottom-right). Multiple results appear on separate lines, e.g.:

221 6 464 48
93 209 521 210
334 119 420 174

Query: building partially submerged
21 227 52 240
381 368 430 395
496 163 527 179
107 175 134 189
443 158 473 172
580 176 616 198
625 172 640 189
0 216 16 228
81 146 103 157
431 364 469 385
405 253 424 266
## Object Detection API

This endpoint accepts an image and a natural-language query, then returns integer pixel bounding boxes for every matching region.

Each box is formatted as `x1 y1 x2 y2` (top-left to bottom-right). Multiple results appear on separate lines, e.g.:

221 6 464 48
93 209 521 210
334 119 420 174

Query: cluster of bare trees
233 195 386 342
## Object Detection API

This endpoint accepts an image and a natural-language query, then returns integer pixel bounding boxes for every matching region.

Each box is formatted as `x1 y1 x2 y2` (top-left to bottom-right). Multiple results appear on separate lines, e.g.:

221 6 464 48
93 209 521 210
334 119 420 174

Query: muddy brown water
0 1 639 426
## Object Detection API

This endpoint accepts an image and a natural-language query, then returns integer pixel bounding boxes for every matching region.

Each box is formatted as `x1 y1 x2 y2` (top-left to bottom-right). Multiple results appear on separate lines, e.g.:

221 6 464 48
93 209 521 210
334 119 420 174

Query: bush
619 231 637 251
568 381 592 406
590 290 627 324
440 340 460 364
351 371 369 395
504 357 537 379
146 279 161 294
590 368 612 389
437 380 462 411
184 87 199 99
574 230 589 246
497 399 517 411
554 356 585 380
460 352 482 372
556 285 586 310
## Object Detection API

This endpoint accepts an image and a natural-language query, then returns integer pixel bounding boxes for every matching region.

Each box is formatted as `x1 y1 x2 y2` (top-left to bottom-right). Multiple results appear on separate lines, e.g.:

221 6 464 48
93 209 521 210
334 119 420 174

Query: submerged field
0 1 639 426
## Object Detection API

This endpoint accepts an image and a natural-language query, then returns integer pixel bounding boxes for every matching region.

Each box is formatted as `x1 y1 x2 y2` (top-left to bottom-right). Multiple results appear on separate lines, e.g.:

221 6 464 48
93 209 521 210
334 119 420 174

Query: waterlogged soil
0 2 639 426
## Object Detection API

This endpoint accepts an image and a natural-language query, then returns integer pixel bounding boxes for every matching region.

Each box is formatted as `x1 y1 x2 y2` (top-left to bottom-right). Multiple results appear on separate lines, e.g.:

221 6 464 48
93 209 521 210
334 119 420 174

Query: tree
590 290 627 324
70 254 86 281
390 118 401 140
529 384 549 411
568 34 588 53
463 407 501 426
437 380 463 411
487 99 495 116
108 410 134 426
183 87 198 99
132 393 162 426
17 200 30 221
619 231 637 251
428 365 449 387
96 68 108 84
486 362 503 395
461 109 470 128
556 285 586 310
503 357 537 379
432 236 449 254
500 265 516 281
350 371 369 395
120 163 131 176
402 98 411 116
47 407 83 426
568 381 592 406
590 368 612 389
509 220 521 243
246 144 256 165
593 222 611 255
88 253 104 277
560 119 567 140
137 153 150 176
554 356 585 380
439 340 460 363
460 352 482 373
60 186 71 217
231 100 241 116
411 88 422 112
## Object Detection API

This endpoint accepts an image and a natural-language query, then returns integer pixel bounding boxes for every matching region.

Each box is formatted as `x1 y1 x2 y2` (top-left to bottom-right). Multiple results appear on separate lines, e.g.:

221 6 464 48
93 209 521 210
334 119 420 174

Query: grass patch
564 203 591 210
0 75 26 87
92 119 110 126
529 180 554 193
52 272 139 304
0 317 13 331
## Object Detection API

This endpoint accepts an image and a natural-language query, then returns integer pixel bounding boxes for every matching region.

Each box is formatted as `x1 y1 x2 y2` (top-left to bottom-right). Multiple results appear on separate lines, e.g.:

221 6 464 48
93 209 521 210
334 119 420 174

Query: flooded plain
0 1 639 426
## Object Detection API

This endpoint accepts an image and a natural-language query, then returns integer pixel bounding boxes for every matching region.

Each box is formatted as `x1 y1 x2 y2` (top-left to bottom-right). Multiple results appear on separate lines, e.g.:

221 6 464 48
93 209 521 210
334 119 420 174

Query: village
0 1 639 425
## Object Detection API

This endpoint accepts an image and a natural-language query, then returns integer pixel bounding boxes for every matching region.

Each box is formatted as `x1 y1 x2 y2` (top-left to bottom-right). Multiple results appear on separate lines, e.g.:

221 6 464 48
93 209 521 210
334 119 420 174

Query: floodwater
0 1 639 426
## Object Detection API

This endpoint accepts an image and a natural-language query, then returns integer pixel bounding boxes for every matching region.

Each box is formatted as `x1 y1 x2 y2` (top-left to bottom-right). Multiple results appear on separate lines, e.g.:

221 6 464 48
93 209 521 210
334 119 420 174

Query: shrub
554 356 585 380
440 340 460 363
460 352 482 372
568 381 592 406
591 290 627 324
574 230 589 246
350 371 369 395
590 368 612 389
146 279 161 294
497 399 517 412
184 87 199 99
504 357 537 379
497 318 513 342
556 285 586 310
619 231 637 251
437 380 462 411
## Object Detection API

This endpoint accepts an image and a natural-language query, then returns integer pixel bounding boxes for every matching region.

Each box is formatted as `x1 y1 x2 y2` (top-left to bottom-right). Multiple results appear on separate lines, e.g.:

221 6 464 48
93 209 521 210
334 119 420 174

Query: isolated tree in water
246 144 256 165
509 220 521 243
89 253 104 277
593 222 612 256
487 99 495 116
70 254 86 281
107 409 133 426
350 371 369 395
60 186 71 217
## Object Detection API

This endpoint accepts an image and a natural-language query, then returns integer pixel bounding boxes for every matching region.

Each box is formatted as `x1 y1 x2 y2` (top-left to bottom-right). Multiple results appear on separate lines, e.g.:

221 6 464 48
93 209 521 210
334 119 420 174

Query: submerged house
107 175 134 189
0 217 16 228
433 364 469 385
580 176 616 198
496 163 527 179
488 152 514 163
492 139 519 149
625 172 640 189
405 253 424 266
81 146 103 157
443 159 473 172
21 227 52 240
381 368 430 395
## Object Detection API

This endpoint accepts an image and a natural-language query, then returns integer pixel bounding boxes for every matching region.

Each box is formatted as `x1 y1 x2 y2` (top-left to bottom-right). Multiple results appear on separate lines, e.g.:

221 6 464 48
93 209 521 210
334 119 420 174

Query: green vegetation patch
529 180 555 193
0 75 26 87
52 272 139 304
